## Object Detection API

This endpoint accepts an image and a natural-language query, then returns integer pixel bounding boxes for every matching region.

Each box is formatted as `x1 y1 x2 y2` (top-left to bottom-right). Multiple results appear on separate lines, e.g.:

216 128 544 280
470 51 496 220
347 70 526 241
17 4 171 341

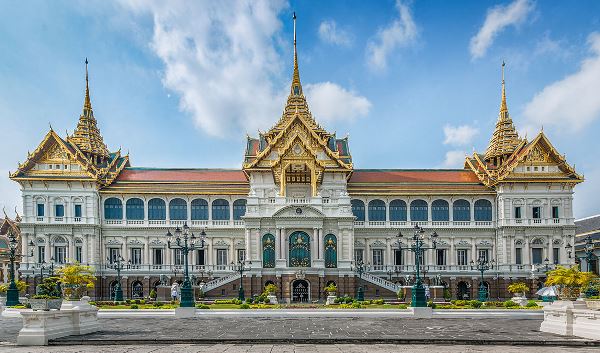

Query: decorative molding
370 240 386 248
106 239 121 245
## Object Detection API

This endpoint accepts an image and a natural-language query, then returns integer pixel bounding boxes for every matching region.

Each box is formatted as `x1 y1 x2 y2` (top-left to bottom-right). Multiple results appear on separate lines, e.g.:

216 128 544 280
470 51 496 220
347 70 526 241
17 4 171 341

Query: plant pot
29 298 63 311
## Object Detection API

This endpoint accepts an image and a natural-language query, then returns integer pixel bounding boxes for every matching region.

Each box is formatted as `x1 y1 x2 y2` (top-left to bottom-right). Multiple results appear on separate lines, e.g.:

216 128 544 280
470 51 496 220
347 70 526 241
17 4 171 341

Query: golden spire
290 12 302 96
484 61 521 166
68 58 110 159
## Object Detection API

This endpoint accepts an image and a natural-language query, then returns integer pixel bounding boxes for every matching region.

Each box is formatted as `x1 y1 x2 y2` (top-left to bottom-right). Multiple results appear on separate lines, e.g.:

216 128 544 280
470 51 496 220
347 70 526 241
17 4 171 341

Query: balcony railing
103 219 245 228
354 220 495 228
500 218 573 226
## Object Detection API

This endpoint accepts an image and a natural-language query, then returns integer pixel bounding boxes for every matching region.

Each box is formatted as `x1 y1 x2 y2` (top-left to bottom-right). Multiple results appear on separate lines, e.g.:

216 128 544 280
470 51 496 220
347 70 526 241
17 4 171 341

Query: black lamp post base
6 287 20 307
180 285 194 307
238 286 245 302
478 287 488 302
356 286 364 301
411 284 427 307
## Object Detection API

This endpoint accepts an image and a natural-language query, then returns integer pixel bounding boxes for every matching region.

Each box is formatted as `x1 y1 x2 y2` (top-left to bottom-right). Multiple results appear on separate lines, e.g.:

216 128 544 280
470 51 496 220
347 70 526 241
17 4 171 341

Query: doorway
292 279 310 303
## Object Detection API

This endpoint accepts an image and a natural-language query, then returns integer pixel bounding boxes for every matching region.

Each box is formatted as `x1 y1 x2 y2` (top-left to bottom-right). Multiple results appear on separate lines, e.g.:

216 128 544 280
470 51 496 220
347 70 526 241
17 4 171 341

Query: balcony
33 216 90 224
500 218 573 227
103 219 245 228
353 220 495 228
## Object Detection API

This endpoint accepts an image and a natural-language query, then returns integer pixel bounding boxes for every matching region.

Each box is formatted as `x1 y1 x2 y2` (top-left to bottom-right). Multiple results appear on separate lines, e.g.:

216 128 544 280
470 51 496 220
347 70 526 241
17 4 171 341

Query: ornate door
262 234 275 268
292 280 309 302
324 234 337 268
289 231 311 267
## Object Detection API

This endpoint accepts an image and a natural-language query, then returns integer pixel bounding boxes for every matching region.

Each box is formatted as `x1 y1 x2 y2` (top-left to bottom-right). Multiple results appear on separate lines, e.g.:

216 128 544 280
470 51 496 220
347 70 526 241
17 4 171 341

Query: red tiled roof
349 170 480 184
115 168 247 182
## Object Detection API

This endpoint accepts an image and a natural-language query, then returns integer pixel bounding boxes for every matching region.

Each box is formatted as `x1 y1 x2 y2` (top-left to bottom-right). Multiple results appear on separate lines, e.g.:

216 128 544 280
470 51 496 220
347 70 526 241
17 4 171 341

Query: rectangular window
196 249 205 265
532 206 541 219
457 249 467 266
436 249 446 266
55 204 64 218
174 249 184 265
514 206 522 219
153 248 163 265
37 246 45 263
394 250 403 266
37 203 45 217
75 246 82 263
478 249 489 262
532 248 543 264
217 249 228 266
74 204 82 218
109 248 120 263
372 249 383 267
552 206 559 219
354 249 364 263
553 248 560 265
130 248 142 265
54 246 66 264
515 248 522 265
237 249 246 263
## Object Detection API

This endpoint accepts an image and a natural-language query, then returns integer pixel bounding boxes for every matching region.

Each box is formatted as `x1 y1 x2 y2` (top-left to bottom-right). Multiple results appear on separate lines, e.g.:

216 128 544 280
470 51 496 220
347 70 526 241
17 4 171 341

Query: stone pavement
0 344 597 353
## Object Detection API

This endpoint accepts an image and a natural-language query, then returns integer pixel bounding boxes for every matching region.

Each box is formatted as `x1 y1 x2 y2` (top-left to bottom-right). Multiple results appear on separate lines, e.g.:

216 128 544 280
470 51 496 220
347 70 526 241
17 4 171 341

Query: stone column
450 237 456 266
254 229 260 262
312 228 318 263
144 238 150 266
230 237 236 264
83 234 89 265
524 239 531 265
318 229 324 260
207 239 213 267
386 238 392 267
245 229 251 260
471 242 477 262
45 235 51 264
275 228 281 259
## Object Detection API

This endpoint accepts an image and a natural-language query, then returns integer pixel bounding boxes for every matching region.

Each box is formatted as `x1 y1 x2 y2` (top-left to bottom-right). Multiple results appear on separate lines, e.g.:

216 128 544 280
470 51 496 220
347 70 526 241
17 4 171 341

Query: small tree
57 263 96 300
324 283 337 294
507 282 529 296
149 289 157 300
263 283 278 296
33 276 62 299
545 265 597 300
0 280 27 294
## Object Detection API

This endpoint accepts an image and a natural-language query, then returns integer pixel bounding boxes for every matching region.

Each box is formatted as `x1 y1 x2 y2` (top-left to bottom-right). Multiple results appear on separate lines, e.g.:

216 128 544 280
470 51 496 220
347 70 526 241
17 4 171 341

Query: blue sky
1 0 600 218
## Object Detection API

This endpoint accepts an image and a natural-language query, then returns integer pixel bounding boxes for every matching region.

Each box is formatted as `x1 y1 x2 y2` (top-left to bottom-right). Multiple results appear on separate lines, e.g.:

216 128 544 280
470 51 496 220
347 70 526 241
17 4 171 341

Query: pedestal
326 295 337 305
174 307 196 318
512 296 528 306
540 300 587 336
267 294 278 304
409 307 432 318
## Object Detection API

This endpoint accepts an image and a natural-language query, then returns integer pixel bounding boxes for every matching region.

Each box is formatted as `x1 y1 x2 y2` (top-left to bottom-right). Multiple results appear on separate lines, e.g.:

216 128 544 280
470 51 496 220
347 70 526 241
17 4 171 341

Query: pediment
272 205 325 218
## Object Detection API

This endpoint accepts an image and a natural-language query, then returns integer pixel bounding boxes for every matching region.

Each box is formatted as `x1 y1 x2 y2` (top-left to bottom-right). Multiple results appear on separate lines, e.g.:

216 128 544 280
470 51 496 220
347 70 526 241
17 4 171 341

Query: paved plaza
1 314 597 348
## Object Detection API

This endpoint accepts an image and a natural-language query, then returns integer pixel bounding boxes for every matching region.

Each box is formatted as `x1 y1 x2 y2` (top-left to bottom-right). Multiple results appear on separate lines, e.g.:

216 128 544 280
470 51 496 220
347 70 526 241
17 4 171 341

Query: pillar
318 229 324 260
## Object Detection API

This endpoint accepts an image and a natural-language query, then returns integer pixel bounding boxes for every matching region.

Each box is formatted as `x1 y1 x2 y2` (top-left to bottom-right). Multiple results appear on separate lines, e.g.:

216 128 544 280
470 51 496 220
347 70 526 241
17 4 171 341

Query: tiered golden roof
67 59 110 159
483 62 522 166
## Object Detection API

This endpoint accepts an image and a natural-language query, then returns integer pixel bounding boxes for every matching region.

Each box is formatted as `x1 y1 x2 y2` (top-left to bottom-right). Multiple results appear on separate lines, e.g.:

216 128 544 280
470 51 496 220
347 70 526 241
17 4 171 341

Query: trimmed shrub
525 300 539 308
398 304 408 309
130 304 139 309
195 303 210 309
245 298 252 304
239 303 251 309
504 300 519 308
333 298 340 304
264 298 271 304
469 300 483 308
345 297 352 304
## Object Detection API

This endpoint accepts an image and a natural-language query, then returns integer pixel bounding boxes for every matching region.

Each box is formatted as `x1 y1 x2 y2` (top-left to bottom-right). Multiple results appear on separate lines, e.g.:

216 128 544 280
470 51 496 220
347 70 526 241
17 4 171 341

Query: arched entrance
131 281 144 298
292 279 310 303
457 281 470 300
289 231 311 267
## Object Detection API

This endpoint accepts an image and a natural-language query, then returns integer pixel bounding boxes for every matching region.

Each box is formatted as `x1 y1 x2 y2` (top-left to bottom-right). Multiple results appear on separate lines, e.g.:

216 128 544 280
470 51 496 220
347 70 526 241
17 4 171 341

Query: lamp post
5 231 33 306
396 225 438 307
567 237 598 297
231 259 251 301
537 257 553 275
352 260 367 301
166 223 205 307
471 255 494 302
107 255 126 302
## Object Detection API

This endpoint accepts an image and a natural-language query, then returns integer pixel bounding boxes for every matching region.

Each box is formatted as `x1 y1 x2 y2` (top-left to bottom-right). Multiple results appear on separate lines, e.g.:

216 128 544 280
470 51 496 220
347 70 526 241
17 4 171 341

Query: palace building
10 21 584 302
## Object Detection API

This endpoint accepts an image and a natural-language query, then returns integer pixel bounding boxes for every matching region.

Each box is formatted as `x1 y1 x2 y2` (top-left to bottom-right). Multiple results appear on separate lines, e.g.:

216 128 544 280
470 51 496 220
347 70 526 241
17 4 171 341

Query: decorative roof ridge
125 167 244 172
354 168 471 172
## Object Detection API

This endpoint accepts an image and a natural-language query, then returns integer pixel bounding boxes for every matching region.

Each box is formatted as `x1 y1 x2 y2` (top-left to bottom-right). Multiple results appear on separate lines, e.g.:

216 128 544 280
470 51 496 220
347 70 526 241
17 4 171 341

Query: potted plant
149 289 157 301
507 282 530 306
57 263 96 301
545 265 597 301
263 283 278 304
324 283 337 305
30 276 63 311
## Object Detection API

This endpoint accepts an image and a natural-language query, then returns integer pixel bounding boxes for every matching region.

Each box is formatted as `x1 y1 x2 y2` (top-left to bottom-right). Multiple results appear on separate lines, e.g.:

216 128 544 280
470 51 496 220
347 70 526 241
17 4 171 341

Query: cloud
318 20 351 46
470 0 534 59
304 82 371 123
122 0 288 137
522 32 600 132
443 124 479 146
442 150 467 168
366 0 418 70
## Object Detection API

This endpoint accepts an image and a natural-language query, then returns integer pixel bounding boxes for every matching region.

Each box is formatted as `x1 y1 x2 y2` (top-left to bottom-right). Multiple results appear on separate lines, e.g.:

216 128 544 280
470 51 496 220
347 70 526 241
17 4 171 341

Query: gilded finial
500 61 508 114
49 122 53 131
84 58 92 111
290 11 302 96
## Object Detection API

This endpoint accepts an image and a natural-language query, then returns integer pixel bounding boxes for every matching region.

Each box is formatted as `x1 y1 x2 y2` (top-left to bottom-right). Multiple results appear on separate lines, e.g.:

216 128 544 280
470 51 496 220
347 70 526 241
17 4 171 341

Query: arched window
169 198 187 220
104 198 122 220
125 198 144 220
212 199 230 220
453 199 471 222
474 199 493 221
131 281 144 298
389 200 407 221
431 199 449 221
233 199 246 220
324 234 337 268
351 199 365 222
148 198 166 220
191 199 208 220
410 200 428 221
368 200 386 221
262 234 275 268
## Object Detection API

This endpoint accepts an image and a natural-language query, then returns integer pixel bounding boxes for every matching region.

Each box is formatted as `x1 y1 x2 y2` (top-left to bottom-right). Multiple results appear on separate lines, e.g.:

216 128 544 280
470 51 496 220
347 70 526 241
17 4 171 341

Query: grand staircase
200 272 241 293
357 272 401 293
